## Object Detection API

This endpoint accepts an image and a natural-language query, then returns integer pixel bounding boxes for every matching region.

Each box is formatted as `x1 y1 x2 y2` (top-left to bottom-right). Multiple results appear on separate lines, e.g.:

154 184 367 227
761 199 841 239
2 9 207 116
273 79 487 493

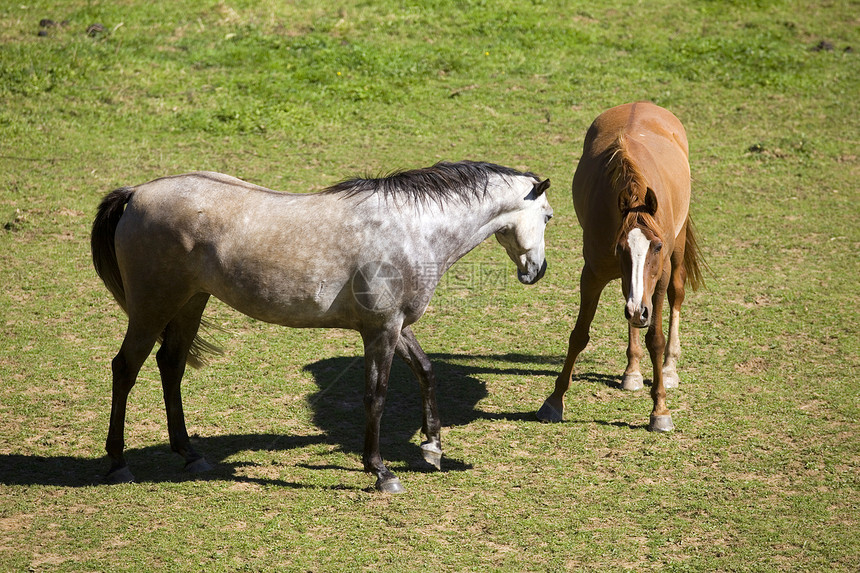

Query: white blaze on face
627 228 650 310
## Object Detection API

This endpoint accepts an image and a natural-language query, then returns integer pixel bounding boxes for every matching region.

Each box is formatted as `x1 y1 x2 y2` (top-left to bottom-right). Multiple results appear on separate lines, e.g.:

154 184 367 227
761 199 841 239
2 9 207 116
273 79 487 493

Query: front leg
361 326 406 493
622 324 645 391
645 282 674 432
395 327 442 470
662 251 687 389
538 267 608 422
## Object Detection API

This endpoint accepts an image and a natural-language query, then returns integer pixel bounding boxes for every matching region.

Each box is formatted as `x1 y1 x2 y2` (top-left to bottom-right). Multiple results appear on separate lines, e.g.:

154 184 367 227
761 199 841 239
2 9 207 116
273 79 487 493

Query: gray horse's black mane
323 160 536 206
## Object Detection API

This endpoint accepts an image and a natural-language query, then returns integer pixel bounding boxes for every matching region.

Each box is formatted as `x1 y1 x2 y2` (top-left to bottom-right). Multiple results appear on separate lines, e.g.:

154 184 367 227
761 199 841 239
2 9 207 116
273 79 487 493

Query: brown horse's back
572 102 693 275
586 101 688 159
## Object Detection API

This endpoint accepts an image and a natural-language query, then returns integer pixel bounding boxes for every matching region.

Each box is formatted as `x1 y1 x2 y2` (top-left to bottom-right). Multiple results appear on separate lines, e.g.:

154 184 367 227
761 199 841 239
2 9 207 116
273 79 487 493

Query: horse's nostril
624 306 632 320
641 307 649 321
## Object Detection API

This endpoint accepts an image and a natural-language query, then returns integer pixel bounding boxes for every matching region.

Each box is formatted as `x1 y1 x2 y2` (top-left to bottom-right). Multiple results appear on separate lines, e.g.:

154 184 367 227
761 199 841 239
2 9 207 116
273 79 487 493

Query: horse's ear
533 178 550 196
618 187 657 214
644 187 658 215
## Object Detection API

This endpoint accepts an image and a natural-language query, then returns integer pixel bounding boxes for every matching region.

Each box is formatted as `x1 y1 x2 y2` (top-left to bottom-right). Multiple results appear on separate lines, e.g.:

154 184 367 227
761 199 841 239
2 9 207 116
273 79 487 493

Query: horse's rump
90 187 222 367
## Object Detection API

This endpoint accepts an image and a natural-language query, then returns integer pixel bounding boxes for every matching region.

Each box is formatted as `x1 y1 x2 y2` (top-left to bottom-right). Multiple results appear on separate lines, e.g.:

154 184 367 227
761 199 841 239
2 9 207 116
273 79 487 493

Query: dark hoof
185 456 214 474
104 465 135 484
420 441 443 470
375 476 405 494
536 398 563 423
649 414 674 432
622 372 644 391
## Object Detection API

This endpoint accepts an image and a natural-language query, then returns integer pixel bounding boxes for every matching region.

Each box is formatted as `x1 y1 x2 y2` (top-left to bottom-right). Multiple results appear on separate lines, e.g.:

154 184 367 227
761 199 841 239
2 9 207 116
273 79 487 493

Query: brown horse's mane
605 133 706 290
606 134 664 246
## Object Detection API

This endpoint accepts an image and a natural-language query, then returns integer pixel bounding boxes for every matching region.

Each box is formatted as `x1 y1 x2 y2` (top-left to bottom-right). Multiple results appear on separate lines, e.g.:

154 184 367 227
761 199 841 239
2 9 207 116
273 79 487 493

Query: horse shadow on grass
4 352 632 488
298 352 566 477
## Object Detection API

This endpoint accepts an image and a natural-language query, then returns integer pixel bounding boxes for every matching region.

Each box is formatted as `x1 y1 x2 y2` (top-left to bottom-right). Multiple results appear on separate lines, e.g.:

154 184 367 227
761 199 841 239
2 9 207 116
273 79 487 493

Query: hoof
649 414 674 432
185 456 214 474
622 372 644 391
375 476 405 494
536 398 564 423
420 441 443 470
662 369 680 389
104 465 135 484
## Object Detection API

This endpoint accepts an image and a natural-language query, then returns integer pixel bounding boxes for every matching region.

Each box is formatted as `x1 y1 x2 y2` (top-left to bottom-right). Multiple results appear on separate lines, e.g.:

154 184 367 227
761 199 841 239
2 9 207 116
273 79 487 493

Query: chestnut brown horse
537 102 703 431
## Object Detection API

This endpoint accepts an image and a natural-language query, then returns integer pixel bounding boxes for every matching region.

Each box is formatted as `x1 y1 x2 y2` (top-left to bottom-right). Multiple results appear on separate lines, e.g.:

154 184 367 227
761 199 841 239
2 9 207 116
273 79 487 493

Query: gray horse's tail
91 187 222 368
91 187 134 313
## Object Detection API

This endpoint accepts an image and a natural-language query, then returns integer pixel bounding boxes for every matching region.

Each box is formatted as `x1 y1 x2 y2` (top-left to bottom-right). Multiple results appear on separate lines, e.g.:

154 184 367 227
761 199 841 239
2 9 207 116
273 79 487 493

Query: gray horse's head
495 178 552 285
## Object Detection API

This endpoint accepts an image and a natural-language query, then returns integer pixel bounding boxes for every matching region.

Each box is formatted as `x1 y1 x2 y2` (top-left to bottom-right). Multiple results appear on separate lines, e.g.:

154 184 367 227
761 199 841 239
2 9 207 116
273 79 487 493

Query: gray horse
91 161 552 493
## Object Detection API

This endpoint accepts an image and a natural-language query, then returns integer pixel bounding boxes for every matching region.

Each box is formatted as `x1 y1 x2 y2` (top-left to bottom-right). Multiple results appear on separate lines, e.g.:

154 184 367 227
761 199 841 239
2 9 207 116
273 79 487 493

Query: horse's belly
205 271 357 329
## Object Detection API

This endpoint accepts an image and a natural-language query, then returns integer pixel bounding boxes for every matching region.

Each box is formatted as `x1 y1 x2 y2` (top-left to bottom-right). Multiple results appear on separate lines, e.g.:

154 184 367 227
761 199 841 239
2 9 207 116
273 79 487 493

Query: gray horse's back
114 173 366 328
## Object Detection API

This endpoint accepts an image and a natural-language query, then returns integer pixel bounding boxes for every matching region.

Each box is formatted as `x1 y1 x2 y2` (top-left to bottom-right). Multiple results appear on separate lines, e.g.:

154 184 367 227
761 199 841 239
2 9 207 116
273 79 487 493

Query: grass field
1 0 858 570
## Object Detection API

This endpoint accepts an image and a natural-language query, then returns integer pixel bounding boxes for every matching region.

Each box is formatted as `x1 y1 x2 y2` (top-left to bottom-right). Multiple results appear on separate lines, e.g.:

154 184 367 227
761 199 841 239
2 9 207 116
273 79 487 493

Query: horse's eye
654 242 663 253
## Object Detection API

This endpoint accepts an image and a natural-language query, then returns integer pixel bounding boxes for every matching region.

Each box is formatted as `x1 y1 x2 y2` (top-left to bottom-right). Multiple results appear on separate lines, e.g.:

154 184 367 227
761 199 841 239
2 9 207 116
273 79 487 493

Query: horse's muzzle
518 259 547 285
624 302 651 328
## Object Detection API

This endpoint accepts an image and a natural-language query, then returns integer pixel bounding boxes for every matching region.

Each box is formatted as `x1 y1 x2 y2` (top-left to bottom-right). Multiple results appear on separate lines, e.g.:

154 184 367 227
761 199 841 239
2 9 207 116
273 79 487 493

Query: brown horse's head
615 186 665 328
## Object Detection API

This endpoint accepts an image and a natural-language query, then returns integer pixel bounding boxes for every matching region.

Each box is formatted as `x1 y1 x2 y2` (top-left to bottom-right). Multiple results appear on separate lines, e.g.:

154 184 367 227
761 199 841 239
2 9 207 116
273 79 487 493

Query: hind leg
156 293 213 473
104 280 200 483
105 320 163 483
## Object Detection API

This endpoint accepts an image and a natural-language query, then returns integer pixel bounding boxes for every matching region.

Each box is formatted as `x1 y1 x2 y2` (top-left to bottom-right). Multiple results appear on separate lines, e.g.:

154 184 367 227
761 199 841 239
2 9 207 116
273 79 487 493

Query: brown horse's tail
683 215 706 291
91 187 135 313
91 187 222 368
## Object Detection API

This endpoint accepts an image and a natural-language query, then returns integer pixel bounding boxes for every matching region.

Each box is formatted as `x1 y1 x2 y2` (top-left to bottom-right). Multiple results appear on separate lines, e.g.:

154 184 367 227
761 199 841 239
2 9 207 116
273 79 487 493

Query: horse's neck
422 190 514 272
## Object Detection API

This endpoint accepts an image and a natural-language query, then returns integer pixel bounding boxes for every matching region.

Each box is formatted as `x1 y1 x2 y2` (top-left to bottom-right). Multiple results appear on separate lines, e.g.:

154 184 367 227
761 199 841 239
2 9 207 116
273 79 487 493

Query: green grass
1 0 858 571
